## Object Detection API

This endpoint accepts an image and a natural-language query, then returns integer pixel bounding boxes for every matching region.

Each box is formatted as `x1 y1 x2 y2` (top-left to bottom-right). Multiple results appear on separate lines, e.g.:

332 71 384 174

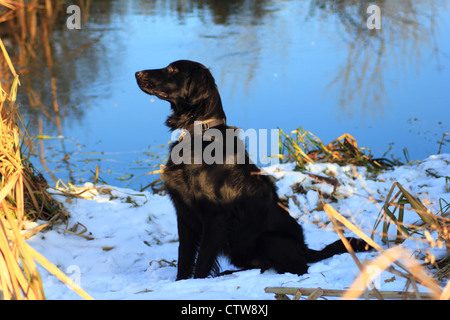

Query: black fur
135 60 369 280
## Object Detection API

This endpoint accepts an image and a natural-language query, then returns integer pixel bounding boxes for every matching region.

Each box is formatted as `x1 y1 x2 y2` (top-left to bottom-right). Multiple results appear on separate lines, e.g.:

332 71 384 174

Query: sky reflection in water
15 0 450 189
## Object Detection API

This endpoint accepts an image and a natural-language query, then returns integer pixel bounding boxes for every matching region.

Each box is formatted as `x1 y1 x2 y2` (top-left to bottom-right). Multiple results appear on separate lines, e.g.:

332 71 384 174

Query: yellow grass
0 37 93 300
323 203 449 300
279 127 400 171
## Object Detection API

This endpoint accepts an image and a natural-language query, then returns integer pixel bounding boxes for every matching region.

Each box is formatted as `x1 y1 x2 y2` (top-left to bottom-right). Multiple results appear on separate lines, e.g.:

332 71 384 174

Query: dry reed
278 125 450 292
323 203 448 300
279 127 401 171
266 201 449 300
372 182 449 248
0 37 92 300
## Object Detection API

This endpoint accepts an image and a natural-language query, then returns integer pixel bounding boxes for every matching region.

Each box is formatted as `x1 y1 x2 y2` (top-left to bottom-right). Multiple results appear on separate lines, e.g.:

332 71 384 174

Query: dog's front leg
193 214 225 278
176 214 200 280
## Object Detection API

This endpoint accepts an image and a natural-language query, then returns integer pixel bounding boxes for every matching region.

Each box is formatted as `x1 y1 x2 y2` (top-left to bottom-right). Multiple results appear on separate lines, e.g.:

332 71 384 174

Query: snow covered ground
26 154 450 300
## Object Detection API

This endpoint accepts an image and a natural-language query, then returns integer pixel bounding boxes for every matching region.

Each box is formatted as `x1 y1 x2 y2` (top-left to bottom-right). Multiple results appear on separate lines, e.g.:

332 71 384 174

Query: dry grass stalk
342 245 442 300
264 286 433 300
437 133 450 155
323 203 382 251
370 182 450 278
323 203 448 300
324 203 384 300
1 37 92 300
1 38 67 222
0 75 44 299
372 182 439 245
279 127 399 171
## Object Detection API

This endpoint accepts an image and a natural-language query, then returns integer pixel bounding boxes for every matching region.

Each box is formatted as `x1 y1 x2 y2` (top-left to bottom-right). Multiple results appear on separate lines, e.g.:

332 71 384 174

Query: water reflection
6 0 446 130
309 0 447 117
133 0 275 25
0 0 448 188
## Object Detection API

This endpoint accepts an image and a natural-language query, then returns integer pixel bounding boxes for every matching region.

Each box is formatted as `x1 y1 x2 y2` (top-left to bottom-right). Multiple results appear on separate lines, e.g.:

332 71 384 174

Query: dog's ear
186 65 217 106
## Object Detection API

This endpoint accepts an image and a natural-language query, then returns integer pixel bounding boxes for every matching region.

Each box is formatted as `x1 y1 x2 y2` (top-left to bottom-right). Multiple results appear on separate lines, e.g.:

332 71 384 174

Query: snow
26 154 450 300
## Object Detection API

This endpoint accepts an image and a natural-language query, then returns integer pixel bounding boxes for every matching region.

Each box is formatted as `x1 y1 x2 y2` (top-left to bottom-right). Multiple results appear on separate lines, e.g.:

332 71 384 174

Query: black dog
136 60 369 280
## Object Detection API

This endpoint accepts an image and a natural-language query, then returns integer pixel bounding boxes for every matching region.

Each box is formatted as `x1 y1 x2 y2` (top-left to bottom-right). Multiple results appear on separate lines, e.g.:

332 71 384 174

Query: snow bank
26 154 450 300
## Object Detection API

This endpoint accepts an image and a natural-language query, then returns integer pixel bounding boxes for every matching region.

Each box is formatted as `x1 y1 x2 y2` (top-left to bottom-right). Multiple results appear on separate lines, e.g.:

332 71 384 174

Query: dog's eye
168 65 179 73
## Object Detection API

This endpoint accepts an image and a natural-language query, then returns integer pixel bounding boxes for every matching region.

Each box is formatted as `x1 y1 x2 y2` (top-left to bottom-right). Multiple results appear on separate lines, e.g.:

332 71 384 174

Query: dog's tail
306 238 370 263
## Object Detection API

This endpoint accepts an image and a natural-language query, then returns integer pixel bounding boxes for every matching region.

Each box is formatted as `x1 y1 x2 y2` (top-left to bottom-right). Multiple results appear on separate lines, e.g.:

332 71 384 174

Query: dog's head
136 60 225 129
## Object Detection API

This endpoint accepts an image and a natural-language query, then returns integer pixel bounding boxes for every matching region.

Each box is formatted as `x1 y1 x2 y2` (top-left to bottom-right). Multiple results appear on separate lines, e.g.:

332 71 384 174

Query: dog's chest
161 163 203 198
162 164 188 189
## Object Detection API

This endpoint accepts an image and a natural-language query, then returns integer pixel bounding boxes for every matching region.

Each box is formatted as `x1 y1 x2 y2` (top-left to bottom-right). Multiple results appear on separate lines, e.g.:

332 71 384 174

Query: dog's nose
135 71 144 80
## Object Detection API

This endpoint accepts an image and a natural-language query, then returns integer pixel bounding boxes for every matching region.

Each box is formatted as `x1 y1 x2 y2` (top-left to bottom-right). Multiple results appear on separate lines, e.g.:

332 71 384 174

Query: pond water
15 0 450 190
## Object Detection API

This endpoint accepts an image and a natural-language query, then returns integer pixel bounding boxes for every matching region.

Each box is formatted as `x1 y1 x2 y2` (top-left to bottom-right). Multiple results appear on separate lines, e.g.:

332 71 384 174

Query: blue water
19 0 450 189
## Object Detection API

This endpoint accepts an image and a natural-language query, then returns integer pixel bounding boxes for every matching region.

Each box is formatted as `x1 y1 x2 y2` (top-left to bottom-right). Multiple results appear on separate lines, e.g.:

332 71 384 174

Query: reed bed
279 126 401 171
324 203 449 300
372 182 449 248
267 201 449 300
275 126 450 299
0 37 92 300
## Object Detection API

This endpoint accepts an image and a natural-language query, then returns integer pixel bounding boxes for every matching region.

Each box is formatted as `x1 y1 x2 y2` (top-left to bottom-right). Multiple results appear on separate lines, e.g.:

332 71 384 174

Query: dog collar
179 118 226 141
